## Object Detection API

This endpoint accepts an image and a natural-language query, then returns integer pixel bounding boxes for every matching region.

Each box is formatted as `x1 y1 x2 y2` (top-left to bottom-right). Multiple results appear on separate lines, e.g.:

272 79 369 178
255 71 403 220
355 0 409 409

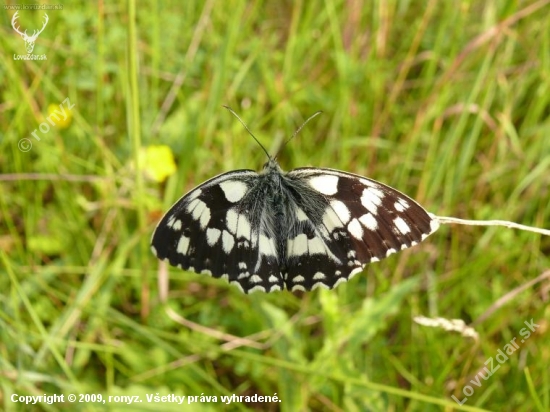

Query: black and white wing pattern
151 159 440 293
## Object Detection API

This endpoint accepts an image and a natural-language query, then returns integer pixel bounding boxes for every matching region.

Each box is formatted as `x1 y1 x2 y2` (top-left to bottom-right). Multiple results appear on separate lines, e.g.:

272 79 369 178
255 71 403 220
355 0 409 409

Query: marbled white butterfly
151 113 440 293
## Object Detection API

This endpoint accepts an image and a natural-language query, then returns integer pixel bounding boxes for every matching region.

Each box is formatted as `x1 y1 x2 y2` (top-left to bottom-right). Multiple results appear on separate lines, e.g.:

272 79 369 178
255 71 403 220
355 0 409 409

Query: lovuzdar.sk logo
11 11 48 60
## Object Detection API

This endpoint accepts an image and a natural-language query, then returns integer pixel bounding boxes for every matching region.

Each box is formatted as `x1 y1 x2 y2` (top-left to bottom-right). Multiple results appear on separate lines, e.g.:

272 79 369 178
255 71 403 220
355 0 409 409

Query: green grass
1 1 550 411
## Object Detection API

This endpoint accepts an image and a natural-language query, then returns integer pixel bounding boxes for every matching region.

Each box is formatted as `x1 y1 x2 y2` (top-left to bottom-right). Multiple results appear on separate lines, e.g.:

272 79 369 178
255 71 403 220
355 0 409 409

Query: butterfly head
262 157 284 175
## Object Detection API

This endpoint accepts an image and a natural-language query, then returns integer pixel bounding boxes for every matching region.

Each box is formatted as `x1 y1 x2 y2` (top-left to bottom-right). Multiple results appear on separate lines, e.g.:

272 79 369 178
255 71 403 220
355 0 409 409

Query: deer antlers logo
11 11 49 54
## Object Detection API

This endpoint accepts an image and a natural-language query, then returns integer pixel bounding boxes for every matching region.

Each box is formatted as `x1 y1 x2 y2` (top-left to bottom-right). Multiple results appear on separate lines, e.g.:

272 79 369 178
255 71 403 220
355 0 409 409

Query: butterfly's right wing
282 168 440 291
151 170 284 293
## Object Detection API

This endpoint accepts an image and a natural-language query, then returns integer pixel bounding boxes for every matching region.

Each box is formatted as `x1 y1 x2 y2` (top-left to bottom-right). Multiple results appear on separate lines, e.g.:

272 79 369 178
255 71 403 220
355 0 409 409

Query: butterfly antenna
277 111 323 157
223 106 271 160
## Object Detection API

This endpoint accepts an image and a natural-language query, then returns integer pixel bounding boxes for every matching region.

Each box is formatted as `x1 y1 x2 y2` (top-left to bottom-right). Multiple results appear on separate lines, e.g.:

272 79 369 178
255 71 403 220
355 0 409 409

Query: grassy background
1 0 550 411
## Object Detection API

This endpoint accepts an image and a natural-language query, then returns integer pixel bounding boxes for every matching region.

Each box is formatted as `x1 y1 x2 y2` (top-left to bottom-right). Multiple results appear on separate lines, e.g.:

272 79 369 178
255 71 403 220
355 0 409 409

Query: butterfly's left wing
282 168 440 291
151 170 284 293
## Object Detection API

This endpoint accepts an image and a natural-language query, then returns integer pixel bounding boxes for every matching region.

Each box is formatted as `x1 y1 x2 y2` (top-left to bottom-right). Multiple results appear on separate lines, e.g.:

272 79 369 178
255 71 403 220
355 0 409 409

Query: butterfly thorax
256 159 292 265
250 159 329 269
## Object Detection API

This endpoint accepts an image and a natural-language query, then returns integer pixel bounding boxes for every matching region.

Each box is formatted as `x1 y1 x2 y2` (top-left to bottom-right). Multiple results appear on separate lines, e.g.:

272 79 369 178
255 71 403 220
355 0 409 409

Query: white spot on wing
313 272 326 280
176 235 190 255
249 285 266 293
290 234 307 256
268 275 279 283
359 178 380 188
394 217 411 234
167 216 182 231
200 209 211 229
359 213 378 230
307 236 326 254
349 267 363 278
330 200 351 224
226 209 238 234
219 180 248 203
222 230 235 254
250 274 262 283
293 275 305 283
236 215 252 240
187 198 211 228
206 228 221 245
394 199 410 212
308 175 339 195
361 188 383 214
187 188 202 201
259 235 277 257
287 233 341 264
291 284 306 292
369 187 385 199
386 248 396 257
347 218 363 240
322 208 344 232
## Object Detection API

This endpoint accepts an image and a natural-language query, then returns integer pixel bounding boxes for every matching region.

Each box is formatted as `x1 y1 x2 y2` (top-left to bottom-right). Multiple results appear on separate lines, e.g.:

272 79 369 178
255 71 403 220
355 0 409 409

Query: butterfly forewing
151 161 439 293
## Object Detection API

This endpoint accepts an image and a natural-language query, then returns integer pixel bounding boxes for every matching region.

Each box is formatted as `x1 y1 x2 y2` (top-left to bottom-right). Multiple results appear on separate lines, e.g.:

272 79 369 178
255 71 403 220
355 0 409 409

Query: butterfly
151 112 439 293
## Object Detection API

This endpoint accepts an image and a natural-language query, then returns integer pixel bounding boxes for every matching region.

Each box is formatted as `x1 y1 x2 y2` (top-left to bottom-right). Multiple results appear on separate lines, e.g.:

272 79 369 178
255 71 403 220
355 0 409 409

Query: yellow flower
47 104 72 128
140 145 177 182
